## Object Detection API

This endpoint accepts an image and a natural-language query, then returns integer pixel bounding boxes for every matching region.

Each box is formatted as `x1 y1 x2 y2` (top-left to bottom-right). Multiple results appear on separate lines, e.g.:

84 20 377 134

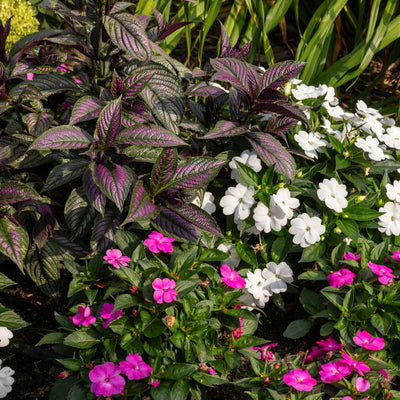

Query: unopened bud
334 227 342 234
264 376 270 386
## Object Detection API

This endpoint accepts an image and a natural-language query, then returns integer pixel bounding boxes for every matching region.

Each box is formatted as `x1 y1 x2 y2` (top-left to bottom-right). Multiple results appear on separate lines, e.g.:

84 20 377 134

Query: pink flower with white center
251 343 278 361
341 353 370 376
150 380 160 387
152 278 178 304
208 368 215 375
220 264 246 289
89 362 125 397
353 330 385 350
355 377 370 392
319 361 352 383
144 231 175 253
303 346 325 363
100 303 123 328
120 353 152 380
232 318 243 339
103 249 131 269
327 268 356 288
283 368 317 391
344 252 361 261
316 337 343 351
368 262 395 284
27 73 34 81
72 305 96 326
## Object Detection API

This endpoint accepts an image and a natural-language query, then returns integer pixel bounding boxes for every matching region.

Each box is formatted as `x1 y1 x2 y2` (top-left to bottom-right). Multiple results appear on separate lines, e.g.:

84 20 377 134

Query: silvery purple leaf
154 206 199 242
11 62 55 77
9 84 44 102
258 88 286 102
92 161 133 212
69 96 104 125
95 97 121 147
121 109 152 126
111 71 124 98
254 100 307 124
219 21 251 60
202 120 248 139
150 148 177 194
123 180 157 224
110 2 134 14
103 13 151 62
29 125 93 150
84 168 106 215
116 125 187 147
23 112 53 137
64 187 96 238
90 211 121 253
265 116 297 140
261 61 305 90
186 82 228 98
0 18 11 63
247 132 296 179
188 100 206 125
0 219 29 272
122 146 162 163
165 157 225 191
43 159 90 191
125 62 185 134
0 181 41 205
174 204 222 237
123 73 152 99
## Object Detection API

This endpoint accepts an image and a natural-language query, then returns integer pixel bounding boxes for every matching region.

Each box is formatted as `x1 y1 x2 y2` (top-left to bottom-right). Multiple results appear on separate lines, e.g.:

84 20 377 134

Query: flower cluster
0 328 14 399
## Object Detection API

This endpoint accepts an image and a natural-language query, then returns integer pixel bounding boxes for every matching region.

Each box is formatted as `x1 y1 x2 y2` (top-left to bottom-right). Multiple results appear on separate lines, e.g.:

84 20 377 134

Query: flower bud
334 227 342 234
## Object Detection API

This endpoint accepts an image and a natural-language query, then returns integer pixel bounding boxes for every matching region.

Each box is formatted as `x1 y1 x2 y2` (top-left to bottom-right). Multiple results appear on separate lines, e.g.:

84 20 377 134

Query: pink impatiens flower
152 278 178 304
341 353 370 376
251 342 278 361
355 377 370 392
327 268 356 287
368 262 395 284
100 303 123 328
144 231 175 253
283 368 317 391
316 337 343 351
120 353 152 380
391 251 400 262
89 362 125 397
353 330 385 350
232 318 244 339
72 305 96 326
343 252 361 261
220 264 246 289
319 361 352 383
103 249 131 269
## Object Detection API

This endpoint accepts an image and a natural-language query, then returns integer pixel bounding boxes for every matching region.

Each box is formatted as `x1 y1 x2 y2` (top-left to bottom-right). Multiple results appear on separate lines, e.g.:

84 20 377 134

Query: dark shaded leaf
92 162 133 212
43 159 89 191
261 61 305 90
219 21 251 60
53 232 88 259
0 181 40 205
84 168 106 215
95 97 121 147
202 120 248 139
90 211 121 253
247 132 295 179
23 112 53 136
123 73 152 99
123 181 157 224
254 100 307 124
69 96 104 125
29 126 93 150
151 148 177 194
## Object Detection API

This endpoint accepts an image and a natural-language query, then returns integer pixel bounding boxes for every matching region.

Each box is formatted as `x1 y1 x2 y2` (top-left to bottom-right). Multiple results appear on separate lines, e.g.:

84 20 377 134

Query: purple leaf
123 73 152 99
111 71 124 98
125 62 185 134
110 2 135 14
43 159 90 191
154 206 199 242
103 13 151 62
174 204 222 237
0 17 11 63
122 146 162 163
84 169 106 215
123 181 157 224
0 219 29 272
32 204 58 248
90 211 121 253
261 61 305 90
203 120 248 139
121 110 152 126
64 187 96 238
69 96 104 125
219 21 251 60
53 232 88 259
29 125 93 150
247 132 296 179
265 116 298 140
186 82 228 98
116 125 187 147
258 88 286 102
9 84 44 102
92 161 133 212
23 112 53 137
150 148 177 194
95 97 122 147
0 181 40 205
165 157 225 191
254 100 308 124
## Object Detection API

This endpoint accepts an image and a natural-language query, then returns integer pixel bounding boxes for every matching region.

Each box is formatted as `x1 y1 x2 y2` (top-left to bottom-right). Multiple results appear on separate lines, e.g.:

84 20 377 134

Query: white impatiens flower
0 328 13 348
262 262 294 294
217 243 240 268
378 202 400 236
244 269 272 308
272 188 299 219
229 150 262 184
356 100 383 119
192 191 216 214
220 184 255 221
253 202 287 233
386 181 400 202
355 136 387 161
294 130 328 159
289 213 326 248
382 126 400 150
0 361 14 399
317 177 348 213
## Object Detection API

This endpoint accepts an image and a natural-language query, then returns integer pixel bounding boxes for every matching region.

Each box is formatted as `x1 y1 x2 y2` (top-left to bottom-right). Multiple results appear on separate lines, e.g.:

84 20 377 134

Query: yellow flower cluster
0 0 40 51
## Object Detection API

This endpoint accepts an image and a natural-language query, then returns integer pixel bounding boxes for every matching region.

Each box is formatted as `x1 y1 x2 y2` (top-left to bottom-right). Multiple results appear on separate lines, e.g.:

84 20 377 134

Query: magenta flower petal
120 353 152 380
89 362 125 397
355 377 370 392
